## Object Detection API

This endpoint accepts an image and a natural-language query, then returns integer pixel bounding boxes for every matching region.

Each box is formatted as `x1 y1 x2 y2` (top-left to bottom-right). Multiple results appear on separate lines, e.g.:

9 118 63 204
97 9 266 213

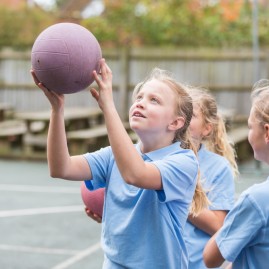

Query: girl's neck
136 131 175 153
139 137 174 154
192 138 202 151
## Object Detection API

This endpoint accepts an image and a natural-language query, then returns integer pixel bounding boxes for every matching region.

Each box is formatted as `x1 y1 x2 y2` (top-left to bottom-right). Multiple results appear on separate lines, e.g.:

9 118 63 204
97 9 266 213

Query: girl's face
248 107 269 163
189 104 212 143
129 79 183 136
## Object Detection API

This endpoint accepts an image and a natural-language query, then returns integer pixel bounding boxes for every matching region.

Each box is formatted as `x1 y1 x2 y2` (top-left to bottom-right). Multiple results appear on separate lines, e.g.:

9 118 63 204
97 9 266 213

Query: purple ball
31 23 102 94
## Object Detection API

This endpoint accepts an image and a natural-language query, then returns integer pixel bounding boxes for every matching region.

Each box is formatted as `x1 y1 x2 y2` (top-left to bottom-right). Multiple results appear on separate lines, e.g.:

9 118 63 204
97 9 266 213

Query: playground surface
0 158 268 269
0 159 103 269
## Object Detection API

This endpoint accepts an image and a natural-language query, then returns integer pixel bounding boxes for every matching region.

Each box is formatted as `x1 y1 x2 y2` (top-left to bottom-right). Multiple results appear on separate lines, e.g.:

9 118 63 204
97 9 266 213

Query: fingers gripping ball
31 23 102 94
81 183 105 218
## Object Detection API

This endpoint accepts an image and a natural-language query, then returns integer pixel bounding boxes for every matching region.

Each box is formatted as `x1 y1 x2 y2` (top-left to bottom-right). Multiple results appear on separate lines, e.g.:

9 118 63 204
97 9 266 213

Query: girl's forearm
103 105 150 187
188 209 227 235
47 110 71 178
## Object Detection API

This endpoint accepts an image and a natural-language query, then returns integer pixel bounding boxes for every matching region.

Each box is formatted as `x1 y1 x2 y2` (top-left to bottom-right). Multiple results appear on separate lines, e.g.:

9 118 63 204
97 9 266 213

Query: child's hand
90 58 113 111
31 69 65 111
85 207 102 223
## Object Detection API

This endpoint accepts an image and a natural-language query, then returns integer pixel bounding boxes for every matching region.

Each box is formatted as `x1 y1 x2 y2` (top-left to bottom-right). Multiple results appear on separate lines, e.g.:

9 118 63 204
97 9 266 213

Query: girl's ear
264 124 269 144
168 117 185 131
202 123 213 137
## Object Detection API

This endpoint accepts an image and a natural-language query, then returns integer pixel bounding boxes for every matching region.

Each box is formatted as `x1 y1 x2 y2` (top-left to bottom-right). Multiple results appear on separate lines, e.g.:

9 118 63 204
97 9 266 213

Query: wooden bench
23 133 47 151
13 107 104 157
67 122 136 154
0 120 26 137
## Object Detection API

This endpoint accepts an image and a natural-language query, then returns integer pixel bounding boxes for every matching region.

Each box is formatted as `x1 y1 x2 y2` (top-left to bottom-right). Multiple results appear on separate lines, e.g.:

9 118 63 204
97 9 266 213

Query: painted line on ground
0 205 83 217
51 242 102 269
0 244 79 255
0 184 79 194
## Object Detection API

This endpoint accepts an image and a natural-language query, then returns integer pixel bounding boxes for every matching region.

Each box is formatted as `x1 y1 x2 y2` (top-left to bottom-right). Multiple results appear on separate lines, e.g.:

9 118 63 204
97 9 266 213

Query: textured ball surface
81 183 104 218
31 23 102 94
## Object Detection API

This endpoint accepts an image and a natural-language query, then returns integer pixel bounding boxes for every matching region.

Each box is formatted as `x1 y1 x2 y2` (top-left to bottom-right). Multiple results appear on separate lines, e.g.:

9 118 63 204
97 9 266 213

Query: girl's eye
136 95 142 101
151 97 159 103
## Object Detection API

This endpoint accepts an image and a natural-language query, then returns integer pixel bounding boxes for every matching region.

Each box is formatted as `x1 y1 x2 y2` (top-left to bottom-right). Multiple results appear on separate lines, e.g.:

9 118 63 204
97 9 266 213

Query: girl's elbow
124 176 136 185
49 168 66 179
48 163 69 179
123 174 140 186
49 171 62 179
204 260 222 268
203 253 213 268
203 250 222 268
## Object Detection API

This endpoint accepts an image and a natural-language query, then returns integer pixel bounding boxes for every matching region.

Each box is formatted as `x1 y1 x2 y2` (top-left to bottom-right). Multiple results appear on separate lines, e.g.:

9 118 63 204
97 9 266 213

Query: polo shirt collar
135 142 182 161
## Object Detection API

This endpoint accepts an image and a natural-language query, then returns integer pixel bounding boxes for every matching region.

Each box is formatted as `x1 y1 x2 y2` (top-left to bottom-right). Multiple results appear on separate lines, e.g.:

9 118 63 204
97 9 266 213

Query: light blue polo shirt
184 144 235 269
216 177 269 269
84 142 198 269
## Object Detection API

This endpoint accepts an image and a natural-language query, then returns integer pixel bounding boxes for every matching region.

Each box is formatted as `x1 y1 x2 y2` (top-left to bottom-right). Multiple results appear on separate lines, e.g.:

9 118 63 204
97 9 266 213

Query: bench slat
0 120 26 137
67 125 108 140
67 122 131 141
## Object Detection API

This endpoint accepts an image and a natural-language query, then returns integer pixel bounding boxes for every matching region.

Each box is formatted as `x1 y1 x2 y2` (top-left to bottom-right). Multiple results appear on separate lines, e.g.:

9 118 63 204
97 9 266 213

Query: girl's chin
129 122 140 129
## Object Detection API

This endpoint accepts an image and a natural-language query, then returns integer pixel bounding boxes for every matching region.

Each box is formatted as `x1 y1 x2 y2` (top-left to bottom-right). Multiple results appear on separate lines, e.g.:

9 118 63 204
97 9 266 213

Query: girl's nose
136 99 144 108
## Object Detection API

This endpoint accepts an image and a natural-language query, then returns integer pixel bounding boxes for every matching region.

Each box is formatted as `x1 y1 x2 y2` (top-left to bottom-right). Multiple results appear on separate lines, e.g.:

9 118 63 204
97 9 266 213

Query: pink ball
80 183 105 218
31 23 102 94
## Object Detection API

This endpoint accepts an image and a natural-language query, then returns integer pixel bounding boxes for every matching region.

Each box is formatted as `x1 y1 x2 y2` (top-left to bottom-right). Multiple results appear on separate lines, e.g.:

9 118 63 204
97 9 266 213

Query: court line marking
0 205 84 217
51 242 102 269
0 244 79 255
0 184 79 194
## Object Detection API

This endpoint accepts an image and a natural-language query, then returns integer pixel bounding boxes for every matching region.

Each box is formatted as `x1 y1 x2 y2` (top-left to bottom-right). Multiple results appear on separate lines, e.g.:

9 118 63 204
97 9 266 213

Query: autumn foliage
0 0 268 50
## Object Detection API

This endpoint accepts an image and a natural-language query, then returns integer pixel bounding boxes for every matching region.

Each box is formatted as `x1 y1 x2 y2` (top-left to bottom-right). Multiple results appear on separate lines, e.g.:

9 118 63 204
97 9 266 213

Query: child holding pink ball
31 59 208 269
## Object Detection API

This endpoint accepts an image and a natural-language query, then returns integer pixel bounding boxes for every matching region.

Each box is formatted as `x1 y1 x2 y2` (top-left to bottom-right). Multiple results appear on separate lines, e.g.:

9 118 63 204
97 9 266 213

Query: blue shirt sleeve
83 146 113 190
198 148 235 211
154 152 198 203
216 193 265 262
207 165 235 211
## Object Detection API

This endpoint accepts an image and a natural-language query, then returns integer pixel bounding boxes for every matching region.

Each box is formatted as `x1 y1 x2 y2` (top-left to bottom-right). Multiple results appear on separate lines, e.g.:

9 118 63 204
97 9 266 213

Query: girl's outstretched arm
91 59 162 190
31 70 91 181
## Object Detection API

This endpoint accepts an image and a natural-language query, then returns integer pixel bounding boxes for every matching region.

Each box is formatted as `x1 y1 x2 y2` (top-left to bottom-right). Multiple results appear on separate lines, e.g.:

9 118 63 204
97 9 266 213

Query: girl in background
184 87 238 269
203 80 269 268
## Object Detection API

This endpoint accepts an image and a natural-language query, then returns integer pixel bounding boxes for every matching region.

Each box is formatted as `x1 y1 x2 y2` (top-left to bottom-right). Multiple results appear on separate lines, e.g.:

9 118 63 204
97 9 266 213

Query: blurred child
31 59 208 269
203 80 269 268
184 88 238 269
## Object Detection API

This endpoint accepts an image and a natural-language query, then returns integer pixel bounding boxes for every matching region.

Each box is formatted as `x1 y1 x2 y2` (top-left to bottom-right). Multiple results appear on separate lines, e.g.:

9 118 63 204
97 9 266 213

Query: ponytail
179 130 210 216
206 113 239 178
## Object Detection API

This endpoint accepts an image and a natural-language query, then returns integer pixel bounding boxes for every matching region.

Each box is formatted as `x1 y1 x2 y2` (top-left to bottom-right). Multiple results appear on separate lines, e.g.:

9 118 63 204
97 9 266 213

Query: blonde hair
188 87 239 178
251 79 269 124
133 68 209 216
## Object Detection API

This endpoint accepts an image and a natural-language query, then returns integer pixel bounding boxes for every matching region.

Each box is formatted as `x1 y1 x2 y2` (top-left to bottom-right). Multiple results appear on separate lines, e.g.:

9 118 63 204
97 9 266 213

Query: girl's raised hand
31 69 65 111
90 58 113 110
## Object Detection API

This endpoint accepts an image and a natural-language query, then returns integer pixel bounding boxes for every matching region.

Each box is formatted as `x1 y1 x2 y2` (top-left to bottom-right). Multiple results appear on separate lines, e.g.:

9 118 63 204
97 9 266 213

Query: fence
0 47 268 120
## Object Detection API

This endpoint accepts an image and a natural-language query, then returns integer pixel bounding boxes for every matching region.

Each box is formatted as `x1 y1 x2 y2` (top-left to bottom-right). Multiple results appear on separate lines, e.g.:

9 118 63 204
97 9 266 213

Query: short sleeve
207 165 235 211
83 147 113 190
154 153 198 203
216 193 265 262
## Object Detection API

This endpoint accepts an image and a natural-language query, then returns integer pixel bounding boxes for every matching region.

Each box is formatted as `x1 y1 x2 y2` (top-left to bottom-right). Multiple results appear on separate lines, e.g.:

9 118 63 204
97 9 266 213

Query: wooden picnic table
14 107 104 156
66 122 136 154
15 107 103 133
